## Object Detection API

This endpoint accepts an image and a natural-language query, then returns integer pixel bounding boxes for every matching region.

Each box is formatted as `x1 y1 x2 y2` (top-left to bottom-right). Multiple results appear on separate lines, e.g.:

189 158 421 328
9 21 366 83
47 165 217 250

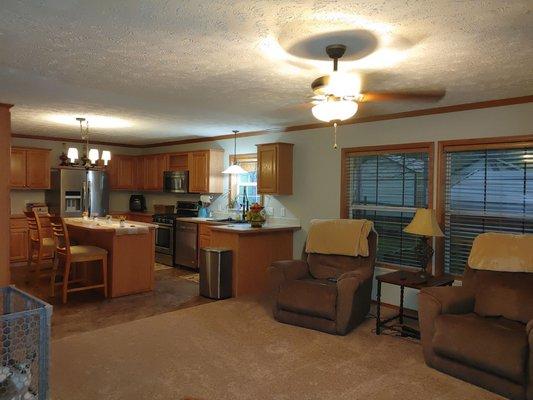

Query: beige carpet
51 298 502 400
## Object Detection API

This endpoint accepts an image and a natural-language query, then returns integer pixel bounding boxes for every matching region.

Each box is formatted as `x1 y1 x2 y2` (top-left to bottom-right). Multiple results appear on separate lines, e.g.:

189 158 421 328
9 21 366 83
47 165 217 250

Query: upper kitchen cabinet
142 154 168 191
257 143 293 195
188 150 223 194
167 153 189 171
10 147 51 189
107 155 137 190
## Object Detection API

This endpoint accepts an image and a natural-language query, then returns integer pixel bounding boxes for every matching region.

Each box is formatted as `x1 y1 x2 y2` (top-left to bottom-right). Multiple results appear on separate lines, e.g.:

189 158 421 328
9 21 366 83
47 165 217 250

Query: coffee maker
129 194 146 212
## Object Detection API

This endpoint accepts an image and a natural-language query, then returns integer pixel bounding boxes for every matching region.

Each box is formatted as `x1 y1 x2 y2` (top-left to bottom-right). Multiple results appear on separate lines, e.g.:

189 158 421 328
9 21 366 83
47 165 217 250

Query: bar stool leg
62 260 71 304
102 256 108 298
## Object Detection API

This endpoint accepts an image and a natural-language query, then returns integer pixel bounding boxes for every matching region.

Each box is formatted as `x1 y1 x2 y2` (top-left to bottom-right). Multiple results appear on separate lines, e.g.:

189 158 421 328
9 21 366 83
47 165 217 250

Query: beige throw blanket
305 219 374 257
468 232 533 273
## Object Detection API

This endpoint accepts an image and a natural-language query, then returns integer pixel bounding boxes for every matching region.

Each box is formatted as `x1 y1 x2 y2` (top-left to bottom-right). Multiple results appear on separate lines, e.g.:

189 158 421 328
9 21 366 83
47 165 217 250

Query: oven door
155 223 174 255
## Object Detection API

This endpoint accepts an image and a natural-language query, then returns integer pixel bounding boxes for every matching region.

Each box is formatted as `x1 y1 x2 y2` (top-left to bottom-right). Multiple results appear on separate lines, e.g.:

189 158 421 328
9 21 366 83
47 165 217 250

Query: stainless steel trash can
199 247 232 299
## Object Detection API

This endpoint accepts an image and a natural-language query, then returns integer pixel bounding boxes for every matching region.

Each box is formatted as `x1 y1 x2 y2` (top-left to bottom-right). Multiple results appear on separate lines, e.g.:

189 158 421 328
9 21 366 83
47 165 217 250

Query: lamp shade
88 148 100 164
404 208 444 237
101 150 111 165
312 100 358 122
222 163 248 175
67 147 79 162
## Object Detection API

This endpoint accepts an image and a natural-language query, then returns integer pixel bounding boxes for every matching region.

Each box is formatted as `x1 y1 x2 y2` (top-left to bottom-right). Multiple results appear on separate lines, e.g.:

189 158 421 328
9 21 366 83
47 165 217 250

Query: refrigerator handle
87 180 92 216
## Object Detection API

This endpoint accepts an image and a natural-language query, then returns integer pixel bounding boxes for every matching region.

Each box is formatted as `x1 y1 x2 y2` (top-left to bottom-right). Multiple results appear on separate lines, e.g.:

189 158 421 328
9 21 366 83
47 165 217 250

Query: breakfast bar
65 218 157 298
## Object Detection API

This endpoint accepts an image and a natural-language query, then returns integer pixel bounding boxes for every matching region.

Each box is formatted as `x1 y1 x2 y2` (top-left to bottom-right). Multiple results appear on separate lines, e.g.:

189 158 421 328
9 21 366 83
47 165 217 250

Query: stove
153 201 199 266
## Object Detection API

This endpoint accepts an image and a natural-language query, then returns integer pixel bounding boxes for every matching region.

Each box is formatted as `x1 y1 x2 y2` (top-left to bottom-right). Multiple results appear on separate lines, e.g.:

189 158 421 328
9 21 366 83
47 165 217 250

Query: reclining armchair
419 233 533 400
269 220 377 336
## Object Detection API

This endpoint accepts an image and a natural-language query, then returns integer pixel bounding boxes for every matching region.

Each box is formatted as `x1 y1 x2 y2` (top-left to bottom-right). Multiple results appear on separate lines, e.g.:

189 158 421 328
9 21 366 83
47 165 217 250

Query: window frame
228 153 263 208
435 134 533 278
340 142 434 271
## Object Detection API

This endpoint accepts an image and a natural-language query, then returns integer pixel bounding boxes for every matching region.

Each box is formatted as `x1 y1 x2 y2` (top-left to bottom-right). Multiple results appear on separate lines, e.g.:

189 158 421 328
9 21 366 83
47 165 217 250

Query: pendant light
222 130 248 175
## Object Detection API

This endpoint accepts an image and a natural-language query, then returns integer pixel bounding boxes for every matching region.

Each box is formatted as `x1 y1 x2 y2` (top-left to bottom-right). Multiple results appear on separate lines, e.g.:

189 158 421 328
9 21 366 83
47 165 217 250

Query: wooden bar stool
25 210 55 286
49 216 108 304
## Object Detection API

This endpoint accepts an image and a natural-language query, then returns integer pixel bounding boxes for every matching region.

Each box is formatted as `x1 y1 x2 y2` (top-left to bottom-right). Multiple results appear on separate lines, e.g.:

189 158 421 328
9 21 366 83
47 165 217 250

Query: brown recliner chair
268 230 377 335
419 234 533 400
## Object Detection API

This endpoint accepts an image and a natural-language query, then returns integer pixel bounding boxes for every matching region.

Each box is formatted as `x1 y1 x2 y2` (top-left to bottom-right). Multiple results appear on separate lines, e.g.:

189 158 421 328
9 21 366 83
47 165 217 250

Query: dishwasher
174 221 198 269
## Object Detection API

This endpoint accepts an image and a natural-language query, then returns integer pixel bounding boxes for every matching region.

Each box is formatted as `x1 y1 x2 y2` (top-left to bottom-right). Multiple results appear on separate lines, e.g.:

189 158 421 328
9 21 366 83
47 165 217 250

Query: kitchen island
209 223 301 297
65 218 157 298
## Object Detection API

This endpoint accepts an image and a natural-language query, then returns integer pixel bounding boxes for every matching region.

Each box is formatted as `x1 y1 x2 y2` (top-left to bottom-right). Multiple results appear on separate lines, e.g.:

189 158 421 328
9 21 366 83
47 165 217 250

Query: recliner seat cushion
432 313 528 384
473 270 533 324
277 279 337 320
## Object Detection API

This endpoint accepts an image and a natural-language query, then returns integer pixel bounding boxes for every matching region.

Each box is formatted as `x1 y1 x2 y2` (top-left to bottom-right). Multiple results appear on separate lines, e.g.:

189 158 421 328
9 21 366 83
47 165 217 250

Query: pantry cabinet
10 147 51 189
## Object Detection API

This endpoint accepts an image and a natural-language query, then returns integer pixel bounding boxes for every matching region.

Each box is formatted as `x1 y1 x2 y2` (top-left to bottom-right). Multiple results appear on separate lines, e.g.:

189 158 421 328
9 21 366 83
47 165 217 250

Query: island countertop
209 223 300 234
65 217 157 234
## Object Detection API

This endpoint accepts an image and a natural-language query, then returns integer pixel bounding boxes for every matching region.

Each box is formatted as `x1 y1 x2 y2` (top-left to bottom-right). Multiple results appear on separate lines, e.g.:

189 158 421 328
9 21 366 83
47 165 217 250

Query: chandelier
67 117 111 168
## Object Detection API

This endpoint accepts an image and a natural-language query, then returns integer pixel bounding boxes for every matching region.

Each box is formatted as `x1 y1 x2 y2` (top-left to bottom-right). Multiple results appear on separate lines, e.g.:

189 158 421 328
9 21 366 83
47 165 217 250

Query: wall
143 102 533 309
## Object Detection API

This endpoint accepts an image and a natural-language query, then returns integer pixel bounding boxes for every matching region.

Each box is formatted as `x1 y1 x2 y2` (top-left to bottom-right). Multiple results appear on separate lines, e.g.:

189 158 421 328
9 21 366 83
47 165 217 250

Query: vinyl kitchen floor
10 265 213 339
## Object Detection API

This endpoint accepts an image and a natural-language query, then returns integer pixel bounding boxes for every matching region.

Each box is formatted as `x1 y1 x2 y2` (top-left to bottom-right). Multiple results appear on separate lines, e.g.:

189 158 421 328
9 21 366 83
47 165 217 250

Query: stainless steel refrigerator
46 168 110 217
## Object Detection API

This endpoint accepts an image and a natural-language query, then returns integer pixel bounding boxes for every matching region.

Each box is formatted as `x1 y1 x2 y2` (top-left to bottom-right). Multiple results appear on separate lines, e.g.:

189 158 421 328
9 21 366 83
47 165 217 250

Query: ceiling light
323 72 361 98
312 99 358 122
222 130 248 175
67 147 79 163
101 150 112 166
88 148 100 164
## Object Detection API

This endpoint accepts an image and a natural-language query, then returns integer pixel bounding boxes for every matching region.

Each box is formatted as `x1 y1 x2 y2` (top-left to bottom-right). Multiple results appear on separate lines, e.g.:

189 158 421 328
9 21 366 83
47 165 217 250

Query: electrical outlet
265 207 274 216
280 207 286 217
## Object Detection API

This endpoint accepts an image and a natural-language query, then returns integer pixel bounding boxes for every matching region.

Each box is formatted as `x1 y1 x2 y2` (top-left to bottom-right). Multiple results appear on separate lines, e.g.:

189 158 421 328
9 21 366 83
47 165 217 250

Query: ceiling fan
308 44 446 148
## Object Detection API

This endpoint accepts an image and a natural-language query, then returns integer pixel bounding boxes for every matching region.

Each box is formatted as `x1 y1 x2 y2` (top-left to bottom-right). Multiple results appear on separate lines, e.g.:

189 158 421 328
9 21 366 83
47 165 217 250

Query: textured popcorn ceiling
0 0 532 144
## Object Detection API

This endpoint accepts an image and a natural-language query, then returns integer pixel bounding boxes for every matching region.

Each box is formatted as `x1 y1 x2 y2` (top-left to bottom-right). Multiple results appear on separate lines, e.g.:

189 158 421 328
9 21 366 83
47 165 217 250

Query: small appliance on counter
197 195 212 218
129 195 146 212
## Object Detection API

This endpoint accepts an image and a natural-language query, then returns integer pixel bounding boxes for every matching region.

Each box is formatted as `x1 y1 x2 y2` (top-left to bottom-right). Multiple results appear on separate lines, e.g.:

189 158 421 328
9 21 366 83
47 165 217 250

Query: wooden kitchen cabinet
257 143 293 195
10 147 51 189
10 228 28 262
142 154 167 191
188 150 223 194
108 155 137 190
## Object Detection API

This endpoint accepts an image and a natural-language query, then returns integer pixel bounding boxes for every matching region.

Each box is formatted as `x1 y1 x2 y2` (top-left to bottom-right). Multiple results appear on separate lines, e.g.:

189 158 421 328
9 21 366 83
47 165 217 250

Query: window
229 154 261 208
439 138 533 275
341 143 433 268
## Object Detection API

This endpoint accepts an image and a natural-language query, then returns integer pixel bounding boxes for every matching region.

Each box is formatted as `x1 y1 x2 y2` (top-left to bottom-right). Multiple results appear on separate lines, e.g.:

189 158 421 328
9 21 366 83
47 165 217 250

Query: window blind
444 147 533 275
344 151 430 267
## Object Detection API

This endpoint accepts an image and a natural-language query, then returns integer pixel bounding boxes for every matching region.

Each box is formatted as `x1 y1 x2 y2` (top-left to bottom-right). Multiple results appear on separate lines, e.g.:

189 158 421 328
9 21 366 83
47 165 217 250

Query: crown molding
11 94 533 149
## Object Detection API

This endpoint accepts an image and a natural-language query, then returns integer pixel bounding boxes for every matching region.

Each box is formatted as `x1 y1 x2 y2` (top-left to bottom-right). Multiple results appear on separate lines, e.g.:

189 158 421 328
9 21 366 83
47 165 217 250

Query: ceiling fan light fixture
312 99 358 122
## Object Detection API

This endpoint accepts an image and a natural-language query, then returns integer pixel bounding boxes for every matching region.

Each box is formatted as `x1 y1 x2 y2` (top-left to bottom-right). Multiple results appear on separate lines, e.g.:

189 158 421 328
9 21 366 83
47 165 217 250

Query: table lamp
403 208 444 280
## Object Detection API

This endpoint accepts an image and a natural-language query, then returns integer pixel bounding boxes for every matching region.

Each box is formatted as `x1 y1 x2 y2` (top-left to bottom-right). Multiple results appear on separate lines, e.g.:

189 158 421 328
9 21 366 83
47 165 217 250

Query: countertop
65 217 158 232
110 211 154 216
210 223 301 234
175 217 301 233
175 217 227 225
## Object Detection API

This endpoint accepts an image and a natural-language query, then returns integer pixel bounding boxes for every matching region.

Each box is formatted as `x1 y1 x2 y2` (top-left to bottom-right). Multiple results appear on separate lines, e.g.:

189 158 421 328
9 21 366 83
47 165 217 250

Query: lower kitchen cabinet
10 228 28 263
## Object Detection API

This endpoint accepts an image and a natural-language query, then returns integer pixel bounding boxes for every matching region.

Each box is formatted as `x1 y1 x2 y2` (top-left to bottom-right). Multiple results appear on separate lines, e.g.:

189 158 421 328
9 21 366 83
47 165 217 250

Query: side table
375 270 454 339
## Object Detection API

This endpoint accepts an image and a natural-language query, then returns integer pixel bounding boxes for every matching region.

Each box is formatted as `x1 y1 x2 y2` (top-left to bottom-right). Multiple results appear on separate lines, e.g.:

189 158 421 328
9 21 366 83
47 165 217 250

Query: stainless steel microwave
163 171 189 193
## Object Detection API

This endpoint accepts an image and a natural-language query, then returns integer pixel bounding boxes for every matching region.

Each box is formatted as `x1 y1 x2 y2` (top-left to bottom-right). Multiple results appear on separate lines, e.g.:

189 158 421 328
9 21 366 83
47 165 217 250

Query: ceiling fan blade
359 90 446 102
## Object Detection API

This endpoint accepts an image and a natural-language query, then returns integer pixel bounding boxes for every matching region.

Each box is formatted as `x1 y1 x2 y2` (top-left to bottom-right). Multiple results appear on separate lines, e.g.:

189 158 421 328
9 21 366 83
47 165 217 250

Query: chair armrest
420 286 475 315
268 260 310 292
418 286 475 364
